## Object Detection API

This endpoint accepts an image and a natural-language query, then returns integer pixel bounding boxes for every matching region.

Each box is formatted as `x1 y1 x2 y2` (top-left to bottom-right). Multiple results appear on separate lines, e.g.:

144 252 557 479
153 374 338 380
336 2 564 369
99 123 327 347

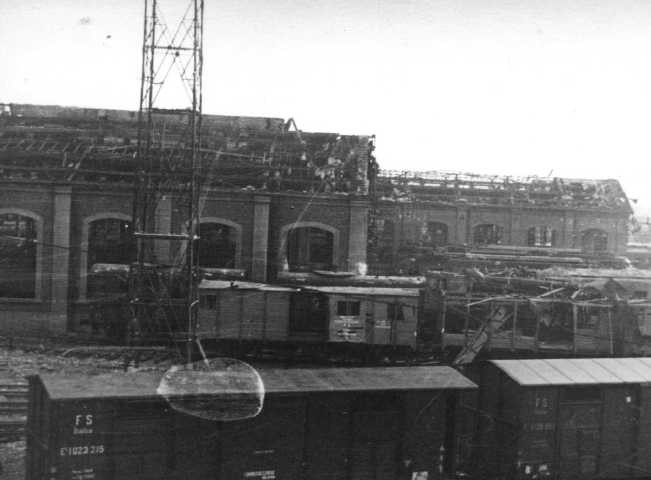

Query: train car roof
199 281 422 297
35 366 476 401
258 366 476 392
303 286 421 297
198 280 297 292
540 267 651 280
491 358 651 386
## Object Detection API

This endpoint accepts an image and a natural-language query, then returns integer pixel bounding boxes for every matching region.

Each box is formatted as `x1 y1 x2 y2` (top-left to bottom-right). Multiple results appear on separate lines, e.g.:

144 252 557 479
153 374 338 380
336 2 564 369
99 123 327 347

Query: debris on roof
377 169 632 212
0 103 373 195
303 285 420 297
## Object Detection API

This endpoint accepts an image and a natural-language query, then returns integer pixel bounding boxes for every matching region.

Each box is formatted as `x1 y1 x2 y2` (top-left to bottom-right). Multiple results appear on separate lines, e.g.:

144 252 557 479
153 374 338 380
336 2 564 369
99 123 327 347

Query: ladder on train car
452 301 511 366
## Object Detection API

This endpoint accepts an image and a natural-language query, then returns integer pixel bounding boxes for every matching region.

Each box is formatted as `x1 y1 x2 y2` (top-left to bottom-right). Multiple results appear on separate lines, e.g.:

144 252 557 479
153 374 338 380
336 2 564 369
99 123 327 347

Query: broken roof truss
0 103 373 195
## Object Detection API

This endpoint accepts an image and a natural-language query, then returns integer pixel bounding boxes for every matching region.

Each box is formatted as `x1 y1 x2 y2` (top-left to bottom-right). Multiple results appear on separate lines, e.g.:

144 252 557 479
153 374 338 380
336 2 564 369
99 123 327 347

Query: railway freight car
197 280 424 360
195 275 651 363
26 365 476 480
197 280 297 343
86 267 651 362
474 357 651 480
424 271 651 362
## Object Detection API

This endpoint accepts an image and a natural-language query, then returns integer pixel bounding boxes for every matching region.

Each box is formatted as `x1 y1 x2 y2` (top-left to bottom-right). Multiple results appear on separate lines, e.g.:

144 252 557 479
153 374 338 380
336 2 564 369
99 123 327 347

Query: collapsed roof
0 103 374 195
0 103 632 211
378 169 632 212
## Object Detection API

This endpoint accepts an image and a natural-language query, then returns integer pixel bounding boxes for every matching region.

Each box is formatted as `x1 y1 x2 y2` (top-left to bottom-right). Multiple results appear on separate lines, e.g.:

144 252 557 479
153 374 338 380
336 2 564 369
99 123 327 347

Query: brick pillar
154 195 172 263
456 208 468 244
615 217 628 255
251 195 270 281
509 210 520 245
51 186 72 332
391 206 400 260
348 200 369 274
570 214 579 249
561 213 571 248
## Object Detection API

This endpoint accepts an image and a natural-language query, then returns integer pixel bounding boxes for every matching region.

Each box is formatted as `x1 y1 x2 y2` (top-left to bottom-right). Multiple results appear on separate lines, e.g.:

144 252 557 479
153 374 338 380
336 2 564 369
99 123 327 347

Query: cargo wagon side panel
518 387 558 479
304 393 350 480
557 387 603 480
349 393 403 480
635 385 651 477
404 391 447 479
219 396 306 480
598 386 637 478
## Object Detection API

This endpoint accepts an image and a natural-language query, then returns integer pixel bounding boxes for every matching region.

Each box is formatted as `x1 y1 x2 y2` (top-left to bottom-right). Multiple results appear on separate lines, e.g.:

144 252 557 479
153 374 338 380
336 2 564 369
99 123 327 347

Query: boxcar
26 365 476 480
197 280 297 342
475 357 651 480
197 280 423 352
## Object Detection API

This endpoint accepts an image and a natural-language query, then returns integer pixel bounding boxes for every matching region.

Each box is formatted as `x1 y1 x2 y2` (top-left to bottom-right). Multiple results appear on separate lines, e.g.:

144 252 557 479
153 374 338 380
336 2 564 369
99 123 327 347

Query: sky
2 0 651 216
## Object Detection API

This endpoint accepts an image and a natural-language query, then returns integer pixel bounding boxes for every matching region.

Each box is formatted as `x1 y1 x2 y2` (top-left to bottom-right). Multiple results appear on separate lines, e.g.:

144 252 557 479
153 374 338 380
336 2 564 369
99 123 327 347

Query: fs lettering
75 414 94 427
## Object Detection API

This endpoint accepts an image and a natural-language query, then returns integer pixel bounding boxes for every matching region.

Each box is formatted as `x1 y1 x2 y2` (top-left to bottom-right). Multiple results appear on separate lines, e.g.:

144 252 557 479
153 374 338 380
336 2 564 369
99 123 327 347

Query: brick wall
268 194 356 274
0 179 630 333
0 183 56 331
370 200 630 273
0 182 364 332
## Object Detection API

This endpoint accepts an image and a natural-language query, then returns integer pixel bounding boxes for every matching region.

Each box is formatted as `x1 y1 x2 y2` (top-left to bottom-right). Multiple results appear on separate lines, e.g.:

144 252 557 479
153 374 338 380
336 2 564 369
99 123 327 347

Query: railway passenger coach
26 366 476 480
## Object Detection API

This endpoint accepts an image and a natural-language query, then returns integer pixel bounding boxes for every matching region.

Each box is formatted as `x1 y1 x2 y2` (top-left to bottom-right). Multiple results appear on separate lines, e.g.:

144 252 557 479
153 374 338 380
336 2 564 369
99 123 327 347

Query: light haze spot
157 357 264 421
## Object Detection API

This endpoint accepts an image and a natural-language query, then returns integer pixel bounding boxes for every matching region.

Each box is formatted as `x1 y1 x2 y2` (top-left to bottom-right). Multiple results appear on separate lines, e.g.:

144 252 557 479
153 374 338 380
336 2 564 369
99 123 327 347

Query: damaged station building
369 171 631 274
0 103 634 334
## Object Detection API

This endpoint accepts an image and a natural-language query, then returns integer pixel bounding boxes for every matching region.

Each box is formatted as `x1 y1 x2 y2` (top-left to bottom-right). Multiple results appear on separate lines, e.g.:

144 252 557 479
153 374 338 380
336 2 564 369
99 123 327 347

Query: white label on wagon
59 445 105 456
244 470 276 479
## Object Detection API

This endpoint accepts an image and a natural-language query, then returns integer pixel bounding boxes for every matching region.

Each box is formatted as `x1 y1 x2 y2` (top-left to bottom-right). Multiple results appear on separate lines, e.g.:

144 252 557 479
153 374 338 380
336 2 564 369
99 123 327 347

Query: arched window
0 213 37 298
287 226 334 271
473 224 504 245
86 218 135 298
88 218 135 268
527 226 557 247
425 222 448 246
581 228 608 253
196 222 238 268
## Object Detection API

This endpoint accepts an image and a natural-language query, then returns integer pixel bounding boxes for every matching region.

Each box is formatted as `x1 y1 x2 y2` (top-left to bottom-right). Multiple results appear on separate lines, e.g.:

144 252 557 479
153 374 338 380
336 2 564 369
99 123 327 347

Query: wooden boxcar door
350 394 402 480
289 292 328 342
219 397 306 480
558 387 603 479
598 386 637 478
304 394 350 480
636 385 651 475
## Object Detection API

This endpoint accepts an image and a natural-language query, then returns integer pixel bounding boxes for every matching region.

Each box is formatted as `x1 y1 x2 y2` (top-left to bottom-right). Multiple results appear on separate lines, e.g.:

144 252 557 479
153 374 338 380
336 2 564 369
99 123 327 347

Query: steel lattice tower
131 0 204 361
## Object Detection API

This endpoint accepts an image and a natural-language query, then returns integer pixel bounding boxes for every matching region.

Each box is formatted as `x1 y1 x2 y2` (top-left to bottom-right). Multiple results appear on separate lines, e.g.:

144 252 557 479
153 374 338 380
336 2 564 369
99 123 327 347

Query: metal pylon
131 0 204 363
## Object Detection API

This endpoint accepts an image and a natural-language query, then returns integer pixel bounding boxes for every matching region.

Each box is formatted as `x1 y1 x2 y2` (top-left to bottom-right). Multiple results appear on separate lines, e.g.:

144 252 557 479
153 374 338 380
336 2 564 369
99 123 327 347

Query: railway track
0 383 28 442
